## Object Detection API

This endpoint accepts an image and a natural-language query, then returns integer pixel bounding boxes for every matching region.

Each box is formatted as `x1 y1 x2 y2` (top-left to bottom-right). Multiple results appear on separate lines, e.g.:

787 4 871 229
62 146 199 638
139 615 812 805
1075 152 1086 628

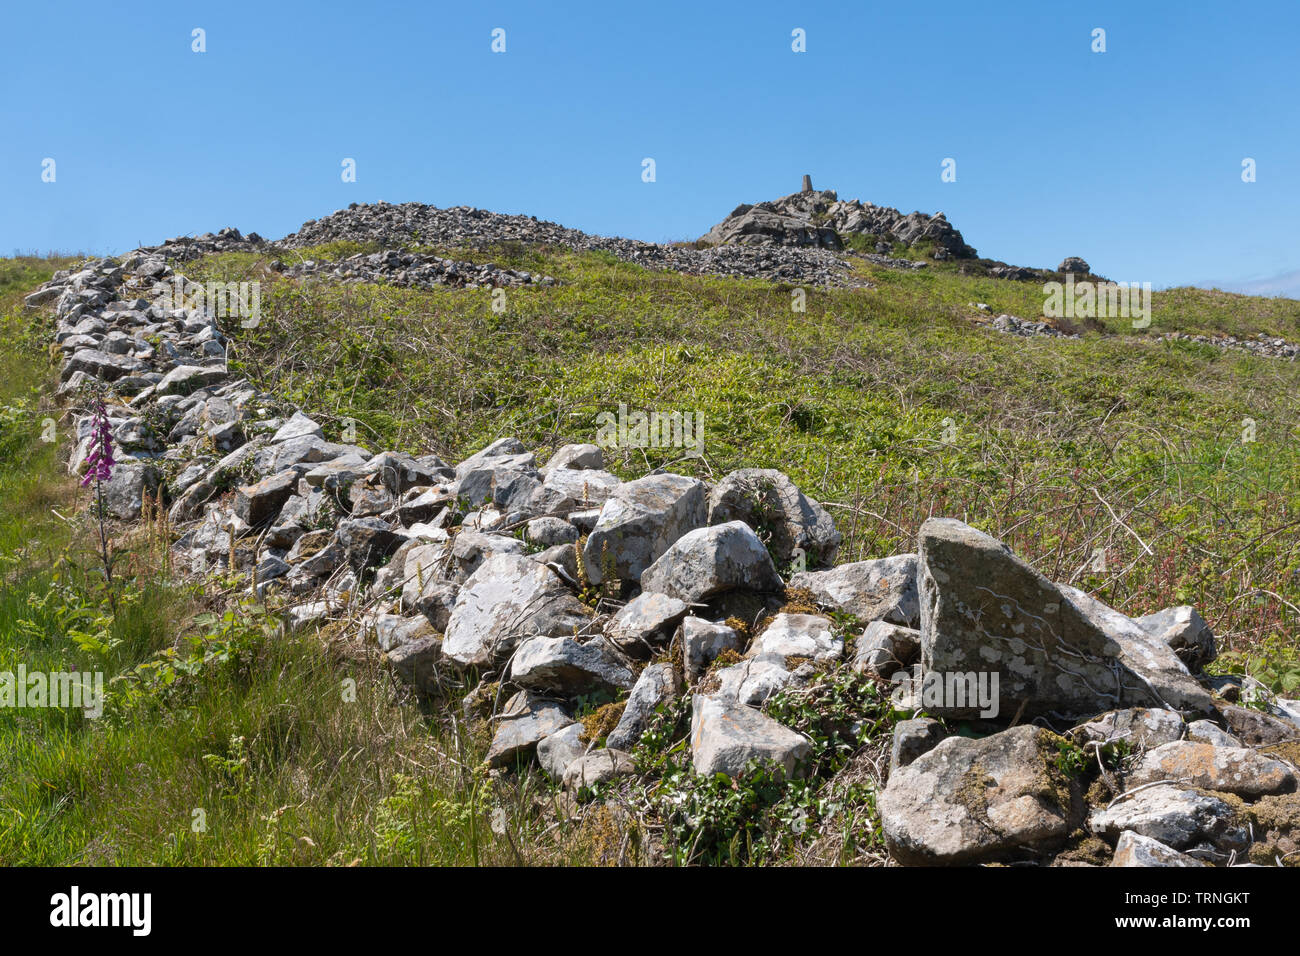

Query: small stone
1111 831 1207 867
562 749 635 791
689 694 812 778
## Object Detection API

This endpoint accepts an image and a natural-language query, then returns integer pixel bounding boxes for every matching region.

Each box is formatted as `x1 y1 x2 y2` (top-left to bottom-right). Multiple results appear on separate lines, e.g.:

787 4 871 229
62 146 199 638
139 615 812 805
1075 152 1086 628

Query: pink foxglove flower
80 399 115 487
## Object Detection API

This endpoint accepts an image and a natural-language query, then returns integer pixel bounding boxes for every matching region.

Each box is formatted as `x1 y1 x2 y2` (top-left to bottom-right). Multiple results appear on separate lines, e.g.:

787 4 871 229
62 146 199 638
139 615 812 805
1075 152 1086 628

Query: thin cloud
1193 268 1300 300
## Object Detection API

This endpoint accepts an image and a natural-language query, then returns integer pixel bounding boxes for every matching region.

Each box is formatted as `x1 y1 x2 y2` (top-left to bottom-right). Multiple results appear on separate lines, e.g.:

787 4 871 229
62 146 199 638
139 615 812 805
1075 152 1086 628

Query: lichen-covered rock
1089 786 1248 851
918 518 1215 719
682 618 744 681
1219 703 1300 746
640 520 783 603
1072 708 1186 750
690 694 812 778
1186 720 1241 748
706 468 840 568
562 749 635 791
788 554 919 627
745 613 841 666
582 474 707 586
233 469 297 527
537 723 588 782
337 517 405 572
526 516 579 547
879 725 1082 865
1126 741 1297 798
100 461 162 520
604 592 688 655
508 635 635 696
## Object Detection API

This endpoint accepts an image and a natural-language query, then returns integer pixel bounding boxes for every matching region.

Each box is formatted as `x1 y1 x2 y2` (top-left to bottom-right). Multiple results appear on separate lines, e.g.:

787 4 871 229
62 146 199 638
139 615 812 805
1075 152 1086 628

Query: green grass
181 243 1300 657
2 238 1298 867
0 256 594 866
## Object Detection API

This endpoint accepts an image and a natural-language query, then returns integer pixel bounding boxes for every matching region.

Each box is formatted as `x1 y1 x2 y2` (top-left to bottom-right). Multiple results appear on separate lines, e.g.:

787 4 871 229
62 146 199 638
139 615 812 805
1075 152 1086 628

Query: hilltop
0 189 1298 867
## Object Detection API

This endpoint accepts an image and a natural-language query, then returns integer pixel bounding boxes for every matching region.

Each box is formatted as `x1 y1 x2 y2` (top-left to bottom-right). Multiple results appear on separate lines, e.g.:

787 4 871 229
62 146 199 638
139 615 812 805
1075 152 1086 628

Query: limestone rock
917 518 1214 719
442 553 591 670
582 474 707 586
788 554 919 627
707 468 840 568
879 726 1081 865
1111 830 1207 867
639 520 783 603
1126 741 1296 798
689 694 812 778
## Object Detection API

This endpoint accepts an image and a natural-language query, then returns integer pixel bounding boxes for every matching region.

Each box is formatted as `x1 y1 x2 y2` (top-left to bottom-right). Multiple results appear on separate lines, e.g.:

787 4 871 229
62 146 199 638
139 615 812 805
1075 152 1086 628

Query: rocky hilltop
699 175 978 258
24 228 1300 867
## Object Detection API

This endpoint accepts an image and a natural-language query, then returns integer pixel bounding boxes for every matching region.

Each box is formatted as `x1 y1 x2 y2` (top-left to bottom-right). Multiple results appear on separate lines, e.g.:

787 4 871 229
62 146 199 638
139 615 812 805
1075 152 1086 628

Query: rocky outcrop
699 179 977 259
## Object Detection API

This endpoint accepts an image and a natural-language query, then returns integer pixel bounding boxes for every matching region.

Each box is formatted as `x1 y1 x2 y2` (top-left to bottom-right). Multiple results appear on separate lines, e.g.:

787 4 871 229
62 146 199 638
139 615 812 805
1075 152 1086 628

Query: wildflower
80 399 114 487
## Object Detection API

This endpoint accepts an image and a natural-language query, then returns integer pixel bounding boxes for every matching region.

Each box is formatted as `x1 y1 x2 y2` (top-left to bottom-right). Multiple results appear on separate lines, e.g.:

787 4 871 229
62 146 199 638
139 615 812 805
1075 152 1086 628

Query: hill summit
699 175 977 258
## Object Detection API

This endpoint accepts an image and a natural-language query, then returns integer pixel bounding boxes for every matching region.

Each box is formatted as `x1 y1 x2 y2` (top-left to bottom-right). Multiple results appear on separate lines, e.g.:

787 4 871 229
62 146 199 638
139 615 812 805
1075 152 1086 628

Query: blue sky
2 1 1297 295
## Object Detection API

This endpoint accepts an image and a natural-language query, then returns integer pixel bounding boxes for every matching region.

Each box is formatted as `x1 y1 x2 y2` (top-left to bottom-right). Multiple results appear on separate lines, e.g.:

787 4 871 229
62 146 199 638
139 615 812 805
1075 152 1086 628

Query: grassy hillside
1 241 1298 865
0 257 597 865
182 242 1300 657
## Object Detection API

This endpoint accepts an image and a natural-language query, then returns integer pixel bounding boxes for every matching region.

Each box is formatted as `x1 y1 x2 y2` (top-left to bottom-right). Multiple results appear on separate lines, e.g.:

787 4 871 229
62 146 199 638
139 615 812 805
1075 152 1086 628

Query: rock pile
1159 331 1299 361
270 249 556 290
698 177 977 259
277 200 864 288
25 236 1300 869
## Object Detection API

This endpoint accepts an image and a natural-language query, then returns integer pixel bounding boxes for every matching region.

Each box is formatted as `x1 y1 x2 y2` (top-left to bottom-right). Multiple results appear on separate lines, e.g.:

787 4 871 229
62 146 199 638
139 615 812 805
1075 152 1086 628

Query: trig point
801 174 813 193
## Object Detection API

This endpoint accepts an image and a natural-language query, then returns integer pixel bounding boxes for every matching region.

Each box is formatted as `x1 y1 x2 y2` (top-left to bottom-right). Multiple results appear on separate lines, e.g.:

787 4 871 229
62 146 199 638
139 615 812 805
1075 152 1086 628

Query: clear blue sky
3 1 1297 294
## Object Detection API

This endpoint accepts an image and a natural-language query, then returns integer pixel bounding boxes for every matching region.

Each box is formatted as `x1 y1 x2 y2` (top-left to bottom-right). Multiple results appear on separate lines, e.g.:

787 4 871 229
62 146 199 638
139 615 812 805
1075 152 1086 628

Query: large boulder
788 554 919 627
879 726 1082 865
707 468 840 568
639 520 783 603
581 474 706 586
917 518 1216 719
442 553 591 670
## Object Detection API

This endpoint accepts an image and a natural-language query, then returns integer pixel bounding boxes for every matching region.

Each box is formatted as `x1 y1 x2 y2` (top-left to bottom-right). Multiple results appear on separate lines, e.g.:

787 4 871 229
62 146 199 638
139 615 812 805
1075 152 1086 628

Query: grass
0 256 596 866
1 233 1298 866
179 242 1300 657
